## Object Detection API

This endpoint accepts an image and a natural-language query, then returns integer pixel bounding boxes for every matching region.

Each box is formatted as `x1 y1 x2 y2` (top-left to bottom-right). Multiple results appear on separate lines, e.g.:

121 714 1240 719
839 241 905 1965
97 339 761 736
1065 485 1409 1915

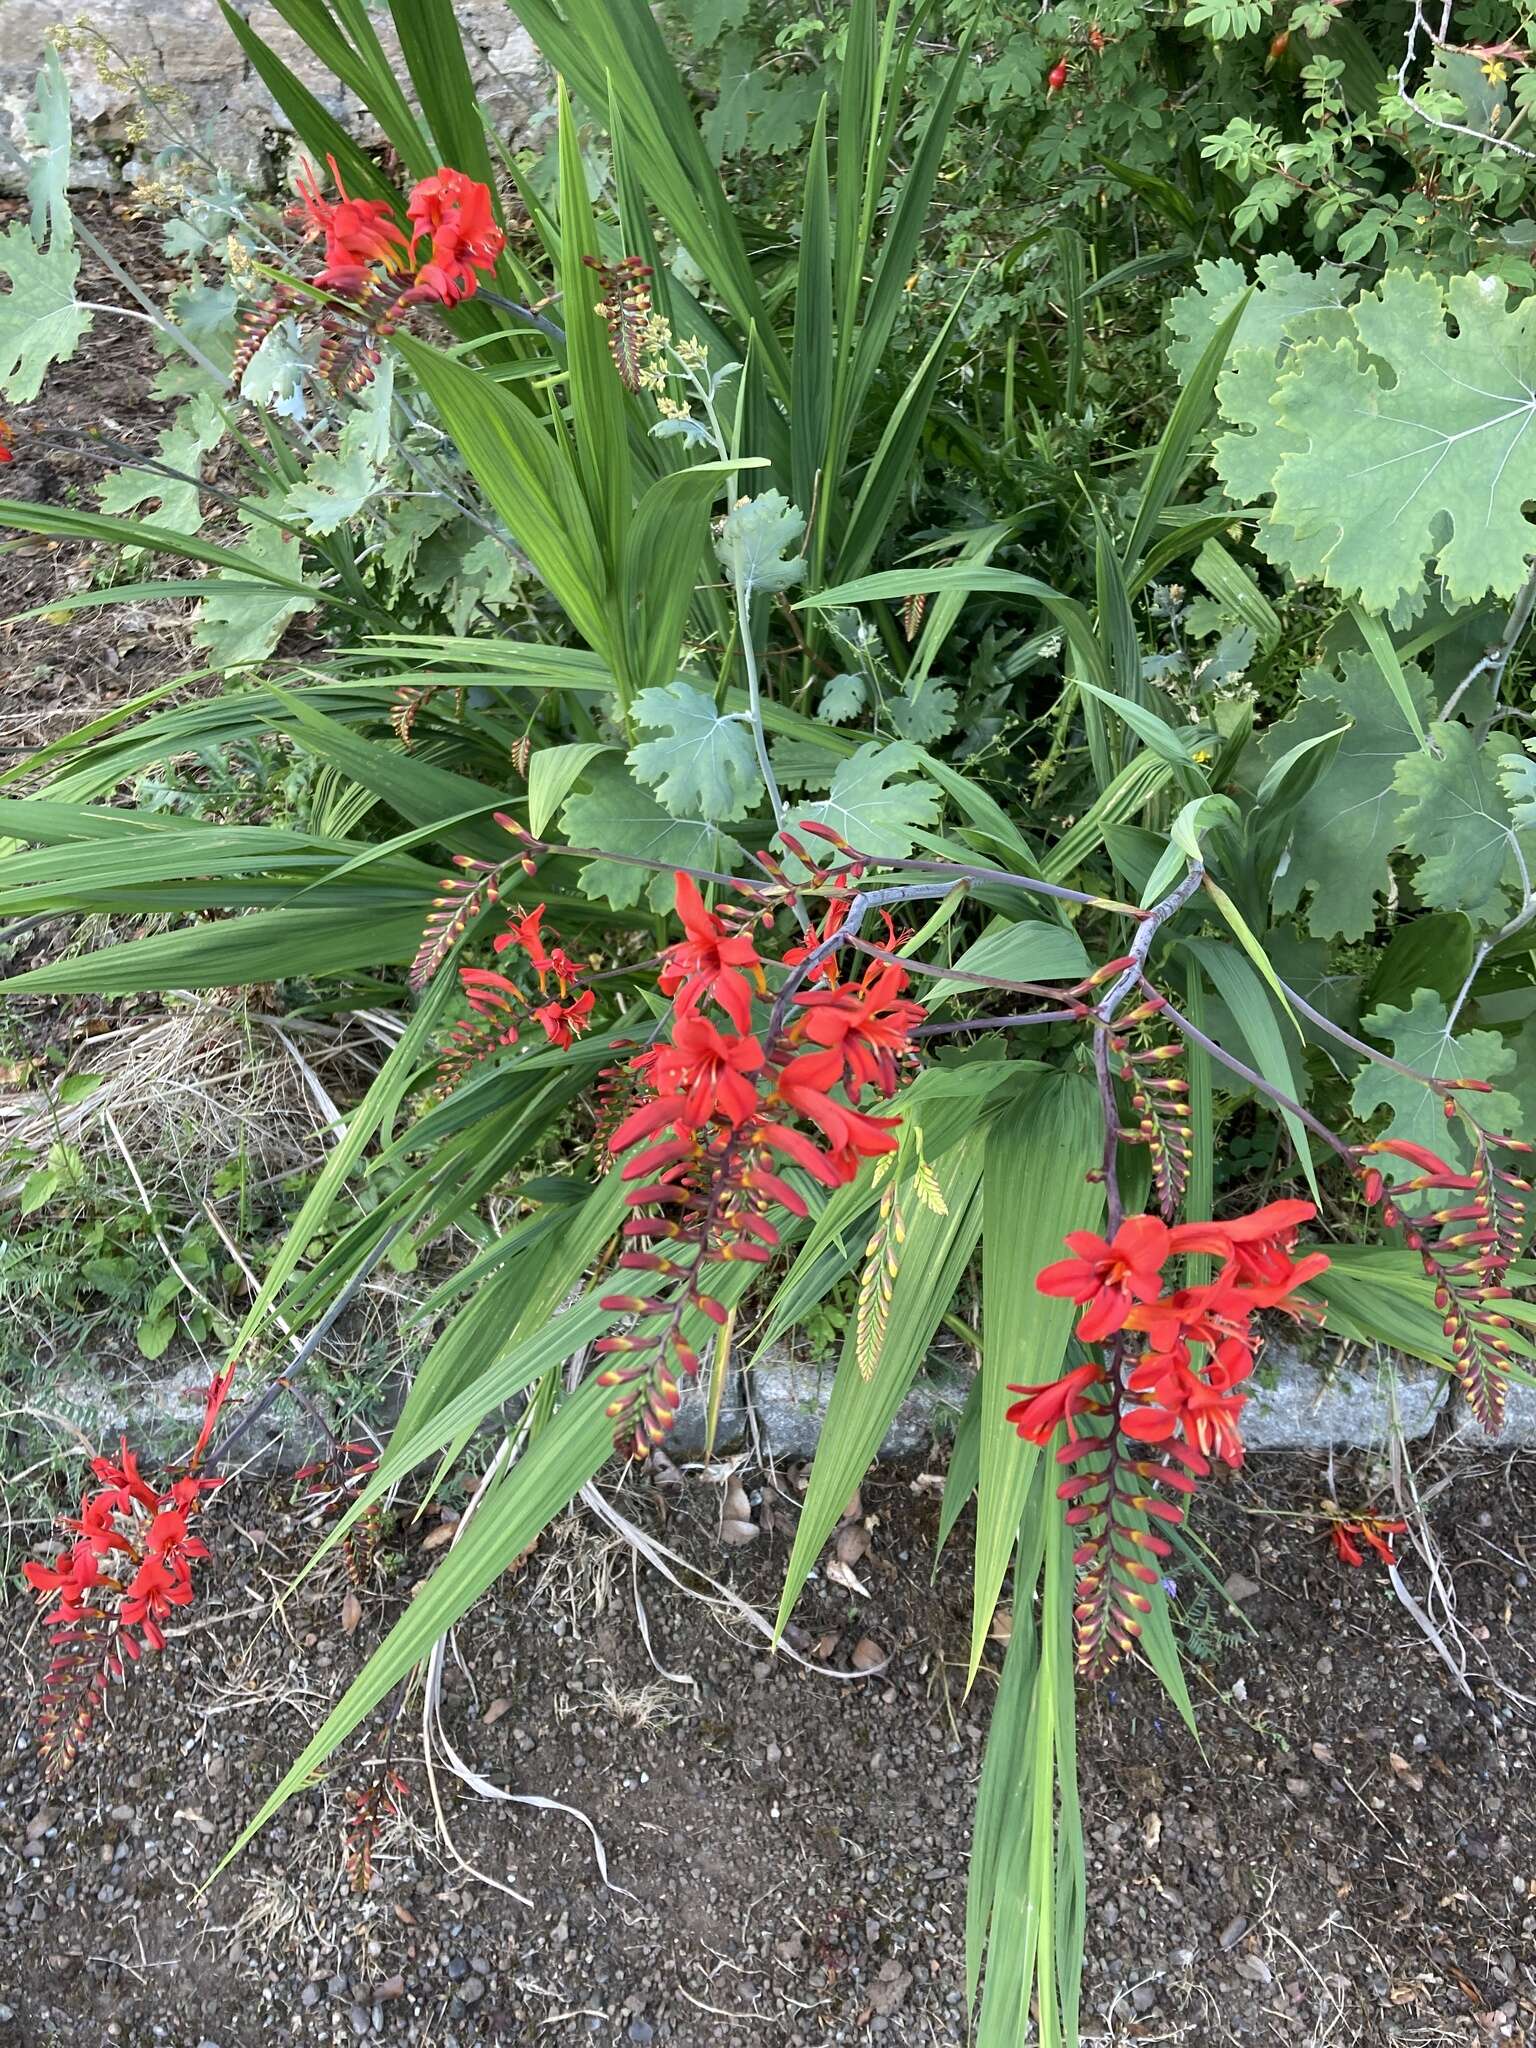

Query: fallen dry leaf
851 1636 886 1672
482 1697 511 1727
834 1522 871 1566
826 1556 871 1598
340 1590 362 1637
422 1519 459 1551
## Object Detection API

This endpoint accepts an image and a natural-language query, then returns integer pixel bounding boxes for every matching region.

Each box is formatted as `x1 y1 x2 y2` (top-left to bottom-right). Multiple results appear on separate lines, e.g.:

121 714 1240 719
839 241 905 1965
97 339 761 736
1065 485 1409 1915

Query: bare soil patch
1 1451 1532 2047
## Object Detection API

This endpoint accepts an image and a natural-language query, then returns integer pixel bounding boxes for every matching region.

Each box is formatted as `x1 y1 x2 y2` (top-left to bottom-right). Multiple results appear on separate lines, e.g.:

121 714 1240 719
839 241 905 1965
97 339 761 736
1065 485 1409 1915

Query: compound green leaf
559 755 744 911
627 679 761 822
1393 722 1518 930
0 225 89 401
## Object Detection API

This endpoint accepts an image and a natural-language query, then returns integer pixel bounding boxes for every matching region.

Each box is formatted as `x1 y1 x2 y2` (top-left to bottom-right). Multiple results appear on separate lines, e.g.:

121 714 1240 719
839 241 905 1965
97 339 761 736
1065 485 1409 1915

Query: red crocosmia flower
405 168 505 305
548 945 584 993
1331 1522 1364 1567
493 905 553 977
658 872 764 1033
793 962 924 1098
1036 1214 1171 1342
1123 1279 1254 1360
1005 1361 1105 1445
0 418 13 465
89 1442 160 1514
23 1540 101 1614
533 989 595 1048
143 1506 208 1568
754 1119 846 1186
1123 1367 1248 1467
120 1554 194 1632
611 1018 765 1147
290 156 411 293
772 1049 902 1161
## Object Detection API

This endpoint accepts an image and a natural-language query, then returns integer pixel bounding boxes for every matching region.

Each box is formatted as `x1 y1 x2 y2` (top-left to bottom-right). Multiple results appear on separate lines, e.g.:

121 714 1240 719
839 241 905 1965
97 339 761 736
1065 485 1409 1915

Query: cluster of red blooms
1007 1202 1328 1674
596 867 925 1453
1010 1201 1329 1468
232 159 504 398
289 156 505 307
442 901 595 1082
22 1404 226 1777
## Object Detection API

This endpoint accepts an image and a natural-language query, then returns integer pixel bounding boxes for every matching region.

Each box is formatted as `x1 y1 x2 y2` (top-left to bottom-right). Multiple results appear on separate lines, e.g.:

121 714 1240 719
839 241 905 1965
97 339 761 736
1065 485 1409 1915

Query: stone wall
0 1 549 193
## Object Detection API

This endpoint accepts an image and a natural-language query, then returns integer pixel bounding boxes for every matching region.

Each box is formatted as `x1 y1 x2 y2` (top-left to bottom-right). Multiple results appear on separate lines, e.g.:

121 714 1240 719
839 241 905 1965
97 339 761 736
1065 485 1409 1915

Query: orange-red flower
659 872 764 1032
533 989 595 1048
793 961 924 1098
0 418 13 465
611 1016 765 1148
493 904 553 974
1036 1214 1171 1341
772 1048 902 1165
291 154 411 293
1006 1361 1106 1445
405 166 505 305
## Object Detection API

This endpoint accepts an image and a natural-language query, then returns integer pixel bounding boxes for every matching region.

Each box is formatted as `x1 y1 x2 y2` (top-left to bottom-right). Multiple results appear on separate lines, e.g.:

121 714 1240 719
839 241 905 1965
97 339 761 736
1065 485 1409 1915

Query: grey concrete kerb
32 1332 1528 1477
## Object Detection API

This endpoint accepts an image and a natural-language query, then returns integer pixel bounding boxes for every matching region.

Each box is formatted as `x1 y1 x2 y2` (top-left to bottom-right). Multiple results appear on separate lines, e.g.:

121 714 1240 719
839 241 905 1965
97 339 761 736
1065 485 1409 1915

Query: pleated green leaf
774 1122 987 1636
972 1069 1102 1679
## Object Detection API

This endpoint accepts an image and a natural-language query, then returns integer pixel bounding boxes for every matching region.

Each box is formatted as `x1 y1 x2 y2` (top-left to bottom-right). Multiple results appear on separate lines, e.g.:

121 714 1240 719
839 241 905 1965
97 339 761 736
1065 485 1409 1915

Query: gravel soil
2 1450 1533 2048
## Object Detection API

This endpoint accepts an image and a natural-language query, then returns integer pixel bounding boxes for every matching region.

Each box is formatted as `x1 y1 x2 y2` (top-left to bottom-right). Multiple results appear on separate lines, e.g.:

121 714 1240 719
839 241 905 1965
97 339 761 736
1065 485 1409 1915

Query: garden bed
3 1454 1534 2047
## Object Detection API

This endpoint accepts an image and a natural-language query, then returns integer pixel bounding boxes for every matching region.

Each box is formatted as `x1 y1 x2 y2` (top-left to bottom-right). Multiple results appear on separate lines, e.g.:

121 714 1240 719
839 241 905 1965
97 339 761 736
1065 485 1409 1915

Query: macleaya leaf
627 679 761 821
1260 654 1430 942
559 756 744 911
886 684 958 745
1165 250 1352 379
0 226 89 401
25 46 73 247
1352 990 1520 1182
282 362 396 535
1498 741 1536 829
716 488 806 597
1231 270 1536 615
1393 723 1518 930
97 393 226 539
780 741 938 869
818 672 867 724
194 521 319 668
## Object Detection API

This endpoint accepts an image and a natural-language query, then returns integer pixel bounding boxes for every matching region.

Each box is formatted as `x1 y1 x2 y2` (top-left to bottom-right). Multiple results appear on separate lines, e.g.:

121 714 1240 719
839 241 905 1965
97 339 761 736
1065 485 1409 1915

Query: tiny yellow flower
1483 56 1509 84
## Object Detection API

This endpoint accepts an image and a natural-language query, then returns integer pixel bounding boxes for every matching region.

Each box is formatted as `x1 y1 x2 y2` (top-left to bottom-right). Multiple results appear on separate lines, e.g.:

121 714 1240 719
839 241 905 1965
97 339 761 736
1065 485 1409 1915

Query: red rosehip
1048 58 1070 92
